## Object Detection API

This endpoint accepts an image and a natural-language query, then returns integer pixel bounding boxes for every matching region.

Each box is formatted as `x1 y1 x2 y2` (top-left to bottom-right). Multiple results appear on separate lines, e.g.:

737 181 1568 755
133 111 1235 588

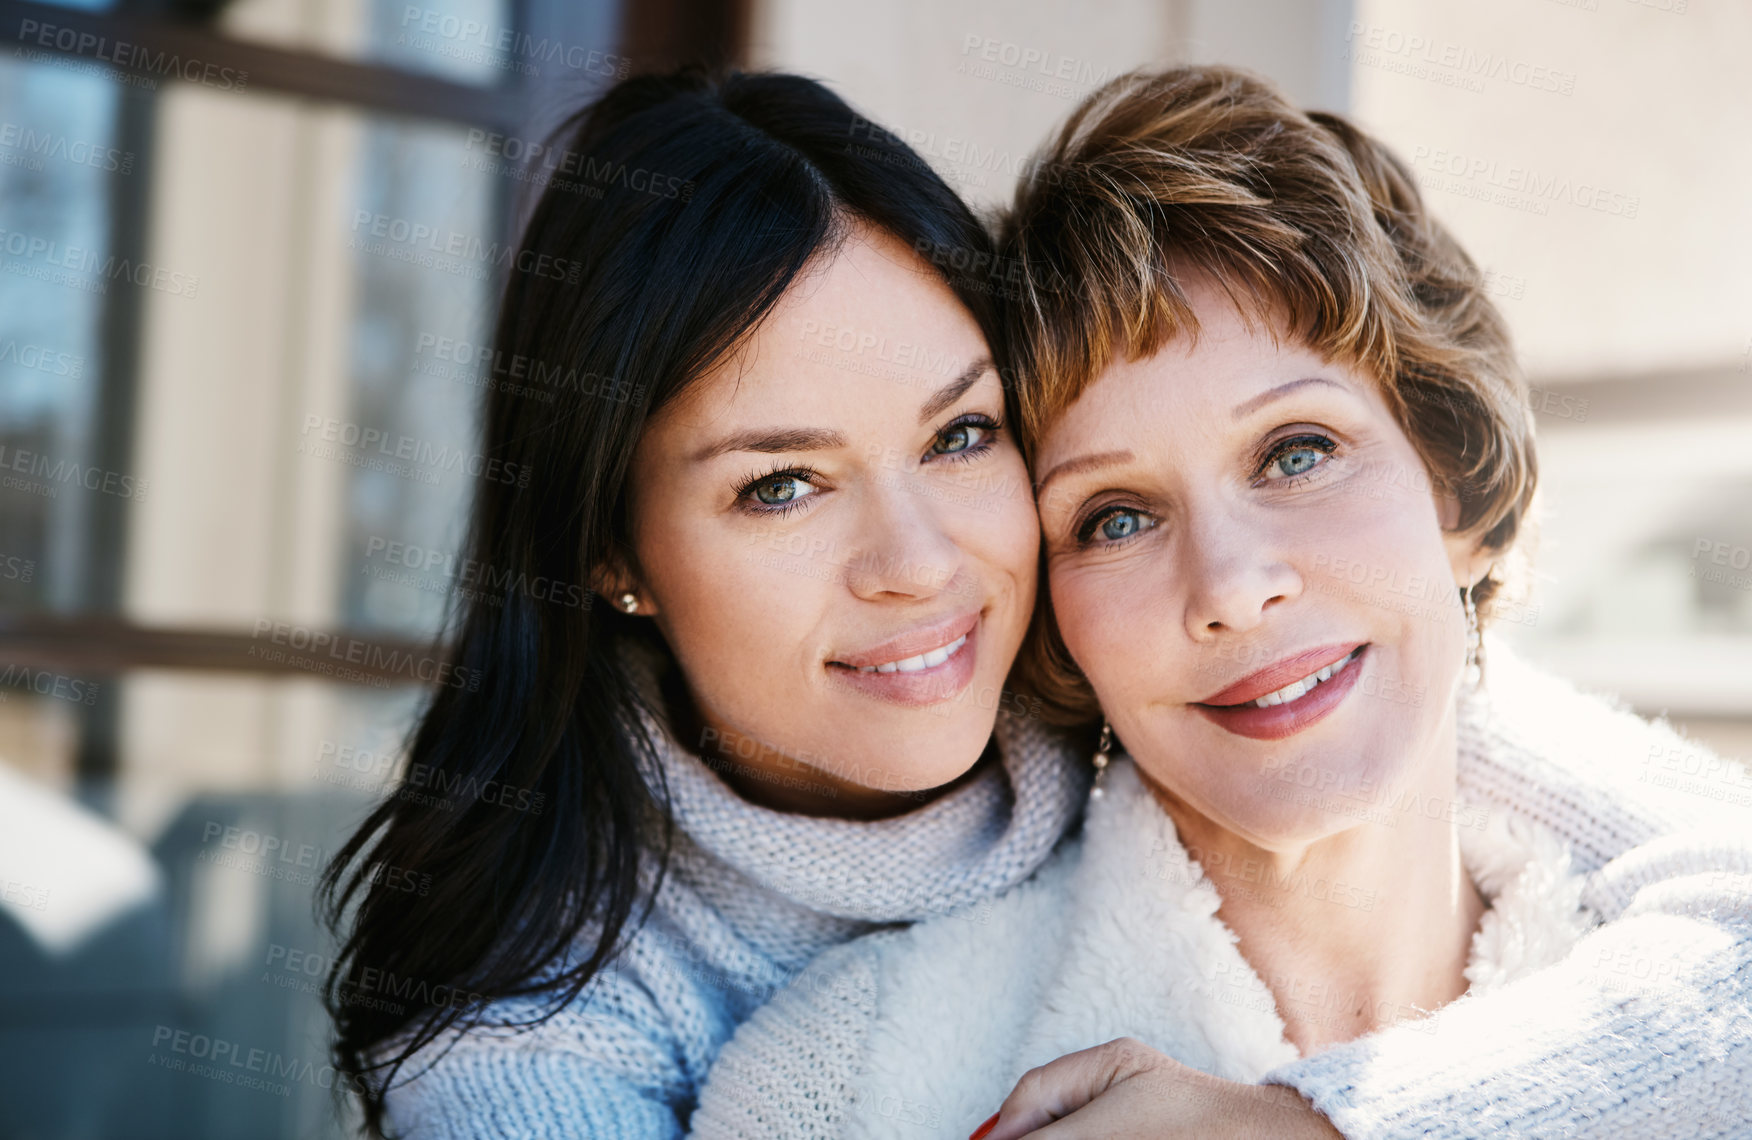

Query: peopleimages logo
0 443 147 500
1407 146 1639 219
0 338 84 376
1344 22 1578 95
0 122 133 173
462 130 695 201
0 225 200 296
349 211 583 283
0 663 99 705
397 7 631 79
14 18 250 91
363 534 590 610
148 1026 363 1097
250 619 481 691
262 943 485 1014
298 415 530 488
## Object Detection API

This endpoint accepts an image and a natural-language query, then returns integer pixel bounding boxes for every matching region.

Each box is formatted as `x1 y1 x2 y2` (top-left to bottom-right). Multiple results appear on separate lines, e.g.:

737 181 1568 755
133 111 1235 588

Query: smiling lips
851 633 968 674
1193 643 1368 741
827 614 981 707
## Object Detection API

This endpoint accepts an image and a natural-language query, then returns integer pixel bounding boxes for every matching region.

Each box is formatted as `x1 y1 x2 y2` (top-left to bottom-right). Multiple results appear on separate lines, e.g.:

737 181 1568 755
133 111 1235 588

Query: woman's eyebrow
689 357 993 464
1230 376 1347 420
1034 450 1136 504
691 426 848 463
917 357 994 424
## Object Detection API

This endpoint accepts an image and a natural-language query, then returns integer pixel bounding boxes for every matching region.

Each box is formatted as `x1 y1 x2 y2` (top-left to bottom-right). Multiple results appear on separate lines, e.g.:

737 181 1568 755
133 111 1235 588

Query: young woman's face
625 224 1037 805
1035 279 1482 850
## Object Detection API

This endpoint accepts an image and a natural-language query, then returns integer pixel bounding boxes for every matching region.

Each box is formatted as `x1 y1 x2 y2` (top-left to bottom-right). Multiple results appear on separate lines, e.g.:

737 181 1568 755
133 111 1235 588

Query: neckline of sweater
619 636 1093 924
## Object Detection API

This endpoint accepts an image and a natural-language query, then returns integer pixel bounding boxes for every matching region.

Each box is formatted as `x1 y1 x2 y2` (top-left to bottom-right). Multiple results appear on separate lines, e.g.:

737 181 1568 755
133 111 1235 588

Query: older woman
688 66 1752 1140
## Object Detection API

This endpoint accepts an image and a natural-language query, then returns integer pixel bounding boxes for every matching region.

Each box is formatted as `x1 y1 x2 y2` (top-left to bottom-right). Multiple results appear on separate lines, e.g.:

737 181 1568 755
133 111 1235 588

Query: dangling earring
618 592 639 614
1090 720 1114 800
1461 585 1482 688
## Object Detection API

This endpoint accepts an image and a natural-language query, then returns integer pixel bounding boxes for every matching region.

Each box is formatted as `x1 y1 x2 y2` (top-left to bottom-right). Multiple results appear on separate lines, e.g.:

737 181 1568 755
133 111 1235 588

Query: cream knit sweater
692 655 1752 1140
385 643 1751 1138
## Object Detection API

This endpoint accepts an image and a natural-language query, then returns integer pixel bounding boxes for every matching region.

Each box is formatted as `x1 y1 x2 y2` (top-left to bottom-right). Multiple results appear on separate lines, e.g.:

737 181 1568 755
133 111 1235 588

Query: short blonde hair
999 65 1537 724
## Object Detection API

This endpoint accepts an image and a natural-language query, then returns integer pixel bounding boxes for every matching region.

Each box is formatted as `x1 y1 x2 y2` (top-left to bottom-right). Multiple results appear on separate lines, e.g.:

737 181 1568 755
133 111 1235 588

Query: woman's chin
834 719 995 795
891 738 997 793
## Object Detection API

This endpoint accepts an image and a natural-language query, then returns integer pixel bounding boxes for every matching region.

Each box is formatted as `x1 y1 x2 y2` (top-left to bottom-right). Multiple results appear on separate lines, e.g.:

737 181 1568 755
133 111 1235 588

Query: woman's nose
1180 513 1301 639
840 480 968 602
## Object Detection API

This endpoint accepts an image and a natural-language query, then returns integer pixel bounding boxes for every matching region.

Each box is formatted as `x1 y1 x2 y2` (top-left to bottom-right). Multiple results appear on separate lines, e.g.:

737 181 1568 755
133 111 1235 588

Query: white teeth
1251 649 1358 708
854 633 967 674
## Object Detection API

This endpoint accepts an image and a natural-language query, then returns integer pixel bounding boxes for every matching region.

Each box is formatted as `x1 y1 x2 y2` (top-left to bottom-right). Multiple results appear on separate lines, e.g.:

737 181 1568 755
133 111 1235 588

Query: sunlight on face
625 223 1038 804
1035 278 1483 850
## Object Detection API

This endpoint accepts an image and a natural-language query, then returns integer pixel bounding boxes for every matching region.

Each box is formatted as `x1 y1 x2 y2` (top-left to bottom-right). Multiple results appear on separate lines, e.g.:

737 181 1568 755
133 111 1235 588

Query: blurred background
0 0 1746 1135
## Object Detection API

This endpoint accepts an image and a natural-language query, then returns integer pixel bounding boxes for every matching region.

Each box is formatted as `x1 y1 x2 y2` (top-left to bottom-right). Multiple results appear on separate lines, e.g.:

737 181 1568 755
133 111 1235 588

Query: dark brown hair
321 67 1007 1134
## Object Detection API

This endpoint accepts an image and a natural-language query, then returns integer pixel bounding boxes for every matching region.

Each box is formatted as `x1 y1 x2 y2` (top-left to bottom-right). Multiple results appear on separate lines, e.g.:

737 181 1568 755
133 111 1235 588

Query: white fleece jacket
690 667 1752 1140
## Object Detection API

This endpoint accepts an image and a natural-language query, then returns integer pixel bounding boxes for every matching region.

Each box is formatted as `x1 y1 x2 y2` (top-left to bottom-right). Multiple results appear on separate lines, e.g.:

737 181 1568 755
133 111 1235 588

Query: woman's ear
1435 481 1494 593
1442 525 1495 596
591 546 657 616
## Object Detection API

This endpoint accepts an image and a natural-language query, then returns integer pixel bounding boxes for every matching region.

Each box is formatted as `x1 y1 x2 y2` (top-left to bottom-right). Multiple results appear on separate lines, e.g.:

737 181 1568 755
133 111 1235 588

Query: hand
978 1038 1341 1140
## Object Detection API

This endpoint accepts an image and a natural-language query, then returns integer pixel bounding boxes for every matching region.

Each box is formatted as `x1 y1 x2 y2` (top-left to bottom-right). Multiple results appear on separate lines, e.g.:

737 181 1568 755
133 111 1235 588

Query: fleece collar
1017 758 1599 1080
841 755 1601 1140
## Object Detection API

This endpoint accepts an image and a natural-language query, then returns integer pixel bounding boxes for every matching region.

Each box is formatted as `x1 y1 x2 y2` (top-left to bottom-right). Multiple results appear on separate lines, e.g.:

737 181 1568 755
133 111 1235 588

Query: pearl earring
1461 586 1482 688
1090 720 1114 800
618 592 638 614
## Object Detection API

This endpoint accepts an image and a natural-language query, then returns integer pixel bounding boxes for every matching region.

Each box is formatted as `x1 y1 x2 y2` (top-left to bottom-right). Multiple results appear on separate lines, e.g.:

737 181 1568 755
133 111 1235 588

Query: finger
982 1039 1153 1140
1010 1105 1119 1140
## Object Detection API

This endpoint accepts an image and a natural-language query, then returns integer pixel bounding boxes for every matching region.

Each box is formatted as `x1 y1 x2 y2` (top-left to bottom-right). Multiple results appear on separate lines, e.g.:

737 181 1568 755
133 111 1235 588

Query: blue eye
1080 506 1155 545
751 473 814 505
1259 434 1337 482
1102 511 1140 540
1273 446 1324 477
738 469 822 513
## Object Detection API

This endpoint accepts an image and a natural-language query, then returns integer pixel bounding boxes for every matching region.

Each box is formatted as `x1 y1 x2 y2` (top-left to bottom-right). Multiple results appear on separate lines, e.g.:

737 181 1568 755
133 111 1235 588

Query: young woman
322 68 1083 1138
686 67 1752 1140
324 67 1749 1139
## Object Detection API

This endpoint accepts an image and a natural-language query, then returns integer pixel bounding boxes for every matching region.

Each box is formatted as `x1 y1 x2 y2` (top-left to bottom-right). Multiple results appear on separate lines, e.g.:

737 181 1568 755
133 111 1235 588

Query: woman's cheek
1050 561 1143 695
963 472 1041 636
984 459 1043 573
659 517 822 674
1348 500 1465 720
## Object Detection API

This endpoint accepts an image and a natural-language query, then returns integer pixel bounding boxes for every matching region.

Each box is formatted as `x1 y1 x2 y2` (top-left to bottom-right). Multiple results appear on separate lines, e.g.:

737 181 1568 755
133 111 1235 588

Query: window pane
216 0 622 88
0 54 117 612
340 117 496 638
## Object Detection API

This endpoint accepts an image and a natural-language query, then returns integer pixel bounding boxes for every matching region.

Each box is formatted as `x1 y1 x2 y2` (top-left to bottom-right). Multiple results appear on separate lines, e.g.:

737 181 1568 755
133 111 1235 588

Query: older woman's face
1035 279 1483 849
